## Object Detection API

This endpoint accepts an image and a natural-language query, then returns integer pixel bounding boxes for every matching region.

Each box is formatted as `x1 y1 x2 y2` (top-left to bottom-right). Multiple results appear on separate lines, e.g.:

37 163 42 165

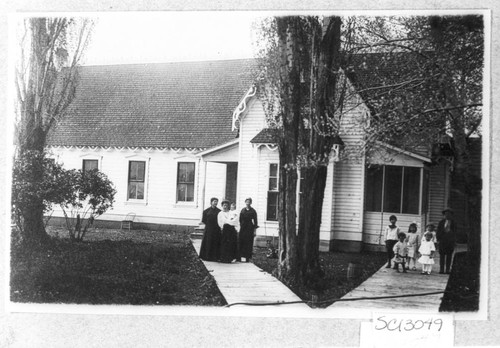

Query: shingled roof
47 59 257 149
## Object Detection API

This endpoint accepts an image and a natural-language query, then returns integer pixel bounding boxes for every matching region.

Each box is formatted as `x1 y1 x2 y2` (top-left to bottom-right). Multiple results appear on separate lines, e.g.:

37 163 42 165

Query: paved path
191 239 308 308
327 244 467 312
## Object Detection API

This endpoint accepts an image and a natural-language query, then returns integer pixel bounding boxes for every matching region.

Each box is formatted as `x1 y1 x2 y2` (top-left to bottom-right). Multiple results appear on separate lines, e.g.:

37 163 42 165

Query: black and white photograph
1 4 498 347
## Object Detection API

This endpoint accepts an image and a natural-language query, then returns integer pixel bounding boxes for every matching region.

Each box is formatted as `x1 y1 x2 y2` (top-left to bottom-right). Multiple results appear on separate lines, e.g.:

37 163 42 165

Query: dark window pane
269 163 278 177
177 184 186 202
365 165 383 212
83 159 98 172
128 183 136 199
267 191 279 221
128 161 146 199
136 183 144 200
186 184 194 202
269 178 278 191
187 164 195 182
177 162 195 202
128 182 144 200
402 167 420 214
178 162 195 183
129 161 145 181
384 166 402 213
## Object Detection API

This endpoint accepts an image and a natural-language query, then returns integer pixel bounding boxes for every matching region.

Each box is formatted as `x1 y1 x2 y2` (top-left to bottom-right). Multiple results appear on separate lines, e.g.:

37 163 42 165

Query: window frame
176 161 196 203
125 156 150 203
266 162 279 221
82 159 99 173
365 164 423 215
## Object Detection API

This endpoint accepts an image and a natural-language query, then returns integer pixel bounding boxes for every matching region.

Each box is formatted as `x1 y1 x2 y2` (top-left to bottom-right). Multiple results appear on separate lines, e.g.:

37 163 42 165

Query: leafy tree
255 14 484 286
13 17 93 243
59 169 116 242
349 15 483 257
256 16 347 286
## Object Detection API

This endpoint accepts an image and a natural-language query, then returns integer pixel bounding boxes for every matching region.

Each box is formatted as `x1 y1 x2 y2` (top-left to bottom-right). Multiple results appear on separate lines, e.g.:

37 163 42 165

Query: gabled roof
375 141 432 163
196 138 239 157
47 59 257 149
250 128 280 144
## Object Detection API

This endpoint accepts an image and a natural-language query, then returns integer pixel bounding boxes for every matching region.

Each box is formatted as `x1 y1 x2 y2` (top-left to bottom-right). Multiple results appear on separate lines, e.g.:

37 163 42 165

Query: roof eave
375 141 432 163
196 138 240 157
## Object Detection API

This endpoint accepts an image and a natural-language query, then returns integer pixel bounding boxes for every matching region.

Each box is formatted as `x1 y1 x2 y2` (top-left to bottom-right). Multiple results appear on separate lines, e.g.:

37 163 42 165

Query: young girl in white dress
418 231 436 275
405 223 420 271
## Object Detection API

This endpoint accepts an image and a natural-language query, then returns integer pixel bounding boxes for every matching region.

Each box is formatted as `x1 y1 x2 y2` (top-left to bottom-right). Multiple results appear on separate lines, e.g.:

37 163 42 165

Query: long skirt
199 226 221 261
238 226 255 259
220 224 238 263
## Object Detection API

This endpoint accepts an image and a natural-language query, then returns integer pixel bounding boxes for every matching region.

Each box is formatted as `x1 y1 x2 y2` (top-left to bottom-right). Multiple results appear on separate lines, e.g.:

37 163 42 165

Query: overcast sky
82 12 265 66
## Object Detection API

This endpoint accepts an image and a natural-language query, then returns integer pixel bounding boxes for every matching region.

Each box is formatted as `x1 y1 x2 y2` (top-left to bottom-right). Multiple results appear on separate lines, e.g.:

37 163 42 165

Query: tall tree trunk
276 17 302 284
294 17 342 285
297 165 328 285
18 126 49 242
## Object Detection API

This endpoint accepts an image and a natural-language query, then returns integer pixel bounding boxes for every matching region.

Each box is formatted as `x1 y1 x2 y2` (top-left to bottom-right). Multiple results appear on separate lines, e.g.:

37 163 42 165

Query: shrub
59 168 116 241
12 150 116 242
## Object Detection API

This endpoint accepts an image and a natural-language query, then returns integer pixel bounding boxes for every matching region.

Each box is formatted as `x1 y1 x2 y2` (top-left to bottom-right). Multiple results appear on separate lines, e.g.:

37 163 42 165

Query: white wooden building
46 58 452 252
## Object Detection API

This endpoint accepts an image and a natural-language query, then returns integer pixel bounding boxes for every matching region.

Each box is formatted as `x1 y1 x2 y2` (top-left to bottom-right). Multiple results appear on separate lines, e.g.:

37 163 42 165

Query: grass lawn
10 226 226 306
252 247 387 308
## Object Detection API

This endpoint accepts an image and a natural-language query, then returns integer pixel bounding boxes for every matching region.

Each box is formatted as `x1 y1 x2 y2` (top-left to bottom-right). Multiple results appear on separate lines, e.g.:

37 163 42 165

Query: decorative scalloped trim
231 85 257 131
47 145 206 153
252 143 278 151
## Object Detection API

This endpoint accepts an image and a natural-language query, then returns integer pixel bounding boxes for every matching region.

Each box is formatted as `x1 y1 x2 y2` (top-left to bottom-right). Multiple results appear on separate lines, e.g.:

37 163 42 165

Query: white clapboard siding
237 98 268 228
428 161 448 225
330 101 368 243
47 146 204 226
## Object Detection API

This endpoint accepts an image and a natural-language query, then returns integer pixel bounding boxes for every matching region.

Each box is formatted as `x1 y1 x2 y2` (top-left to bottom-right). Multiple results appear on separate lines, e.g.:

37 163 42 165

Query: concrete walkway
327 244 467 312
191 239 308 308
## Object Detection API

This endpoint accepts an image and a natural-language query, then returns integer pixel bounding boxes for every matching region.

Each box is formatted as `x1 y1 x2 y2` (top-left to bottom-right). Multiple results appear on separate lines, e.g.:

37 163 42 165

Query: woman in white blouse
218 200 239 263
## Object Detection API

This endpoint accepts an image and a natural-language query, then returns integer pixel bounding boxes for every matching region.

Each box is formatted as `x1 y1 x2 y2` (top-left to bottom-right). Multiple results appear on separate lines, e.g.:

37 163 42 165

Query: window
82 159 98 173
177 162 195 202
128 161 146 200
267 163 279 221
365 165 421 215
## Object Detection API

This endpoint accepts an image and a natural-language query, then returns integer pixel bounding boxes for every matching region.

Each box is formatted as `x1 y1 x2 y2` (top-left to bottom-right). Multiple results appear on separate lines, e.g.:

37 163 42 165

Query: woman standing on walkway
199 197 221 261
218 200 239 263
239 198 258 262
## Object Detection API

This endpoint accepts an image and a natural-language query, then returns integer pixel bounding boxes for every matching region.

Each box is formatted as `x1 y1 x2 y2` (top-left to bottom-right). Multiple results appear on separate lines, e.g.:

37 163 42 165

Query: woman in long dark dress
199 198 221 261
218 200 239 263
239 197 258 262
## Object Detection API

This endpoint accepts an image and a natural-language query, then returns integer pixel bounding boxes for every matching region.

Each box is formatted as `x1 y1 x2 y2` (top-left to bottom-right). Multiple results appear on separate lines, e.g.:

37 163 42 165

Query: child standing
418 231 436 275
393 232 408 273
229 202 239 220
384 215 401 269
405 223 420 271
424 224 437 248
